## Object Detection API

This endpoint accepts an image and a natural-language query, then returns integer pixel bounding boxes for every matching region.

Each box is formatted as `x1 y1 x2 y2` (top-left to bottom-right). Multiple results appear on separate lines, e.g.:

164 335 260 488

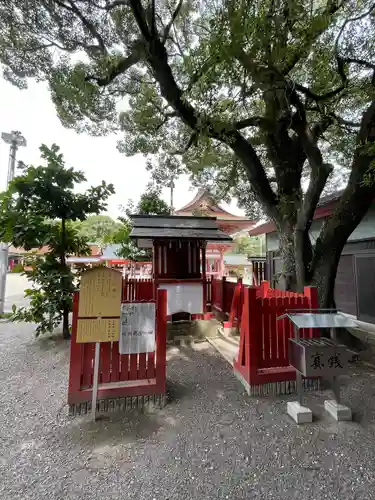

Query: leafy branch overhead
1 1 375 301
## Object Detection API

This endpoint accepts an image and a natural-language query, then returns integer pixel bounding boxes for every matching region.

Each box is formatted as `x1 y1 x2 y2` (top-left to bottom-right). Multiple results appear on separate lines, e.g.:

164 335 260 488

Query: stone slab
287 401 313 424
324 399 352 421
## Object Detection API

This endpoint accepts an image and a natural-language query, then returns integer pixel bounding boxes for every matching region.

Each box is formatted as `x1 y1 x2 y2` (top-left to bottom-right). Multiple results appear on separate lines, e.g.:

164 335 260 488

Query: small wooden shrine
130 215 232 317
174 189 256 277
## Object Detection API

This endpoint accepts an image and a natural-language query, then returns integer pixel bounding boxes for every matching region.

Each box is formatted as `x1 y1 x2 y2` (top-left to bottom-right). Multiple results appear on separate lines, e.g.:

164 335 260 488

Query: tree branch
85 41 143 86
342 57 375 71
171 131 199 154
156 112 177 130
128 0 278 216
294 79 346 102
162 0 184 44
234 116 269 130
282 0 344 75
54 0 107 54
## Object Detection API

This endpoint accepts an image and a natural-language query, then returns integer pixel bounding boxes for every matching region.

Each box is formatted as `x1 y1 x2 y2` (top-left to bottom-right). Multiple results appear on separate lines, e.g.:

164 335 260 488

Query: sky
0 78 244 220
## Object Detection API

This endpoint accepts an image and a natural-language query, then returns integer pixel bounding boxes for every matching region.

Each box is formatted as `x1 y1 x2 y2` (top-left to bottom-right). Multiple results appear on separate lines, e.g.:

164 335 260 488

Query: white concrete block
223 327 231 337
287 401 313 424
324 400 352 421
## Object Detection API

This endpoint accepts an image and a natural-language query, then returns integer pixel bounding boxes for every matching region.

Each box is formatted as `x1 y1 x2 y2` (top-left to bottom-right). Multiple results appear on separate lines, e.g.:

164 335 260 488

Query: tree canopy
1 0 375 303
73 214 121 244
110 185 170 258
232 235 265 257
0 144 114 337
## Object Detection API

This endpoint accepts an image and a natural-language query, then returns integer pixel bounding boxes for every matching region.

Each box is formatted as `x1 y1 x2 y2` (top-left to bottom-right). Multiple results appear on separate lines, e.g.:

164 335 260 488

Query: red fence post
259 280 269 298
156 288 167 393
202 245 207 313
68 292 82 404
222 276 226 313
247 286 260 382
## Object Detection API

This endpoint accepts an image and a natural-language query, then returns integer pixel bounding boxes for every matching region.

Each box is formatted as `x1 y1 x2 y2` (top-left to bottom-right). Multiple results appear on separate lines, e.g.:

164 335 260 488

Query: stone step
217 326 240 346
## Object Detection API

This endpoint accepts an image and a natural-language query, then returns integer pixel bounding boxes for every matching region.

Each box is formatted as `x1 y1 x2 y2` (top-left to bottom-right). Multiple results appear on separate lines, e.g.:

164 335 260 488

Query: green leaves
0 143 115 336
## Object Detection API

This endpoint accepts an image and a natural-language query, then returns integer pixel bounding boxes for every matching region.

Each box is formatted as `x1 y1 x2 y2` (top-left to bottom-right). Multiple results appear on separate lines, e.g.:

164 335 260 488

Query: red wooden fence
233 285 319 392
122 277 154 301
68 287 167 414
211 277 238 314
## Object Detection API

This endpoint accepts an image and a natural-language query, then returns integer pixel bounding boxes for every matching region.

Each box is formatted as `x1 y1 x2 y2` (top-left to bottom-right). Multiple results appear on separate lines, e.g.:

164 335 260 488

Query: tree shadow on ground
31 331 70 353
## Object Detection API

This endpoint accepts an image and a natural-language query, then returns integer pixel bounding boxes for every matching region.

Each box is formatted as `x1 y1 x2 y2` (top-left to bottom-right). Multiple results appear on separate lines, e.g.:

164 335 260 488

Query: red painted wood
247 287 259 381
147 352 155 378
120 353 129 381
138 353 147 379
100 343 111 384
82 343 95 387
202 245 207 313
275 296 286 364
269 297 278 367
260 299 270 367
68 293 83 395
233 284 320 389
111 341 120 382
129 354 138 380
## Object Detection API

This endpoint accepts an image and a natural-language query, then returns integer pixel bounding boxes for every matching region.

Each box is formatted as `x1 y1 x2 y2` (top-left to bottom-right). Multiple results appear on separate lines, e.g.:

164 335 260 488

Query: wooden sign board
119 302 156 354
78 267 122 318
76 318 120 343
76 267 122 343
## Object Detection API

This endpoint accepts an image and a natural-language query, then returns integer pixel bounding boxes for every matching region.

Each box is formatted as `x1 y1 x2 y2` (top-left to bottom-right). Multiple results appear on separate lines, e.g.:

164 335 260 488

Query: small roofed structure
174 189 256 277
130 215 232 317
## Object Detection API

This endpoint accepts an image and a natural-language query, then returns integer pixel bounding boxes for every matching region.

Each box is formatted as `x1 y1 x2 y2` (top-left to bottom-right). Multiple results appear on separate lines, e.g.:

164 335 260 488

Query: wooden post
222 276 226 313
202 244 207 313
68 292 82 402
247 286 260 382
260 280 270 298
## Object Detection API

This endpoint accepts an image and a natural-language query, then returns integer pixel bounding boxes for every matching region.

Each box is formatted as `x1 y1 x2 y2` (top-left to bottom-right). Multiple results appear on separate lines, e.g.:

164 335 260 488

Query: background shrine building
174 189 256 277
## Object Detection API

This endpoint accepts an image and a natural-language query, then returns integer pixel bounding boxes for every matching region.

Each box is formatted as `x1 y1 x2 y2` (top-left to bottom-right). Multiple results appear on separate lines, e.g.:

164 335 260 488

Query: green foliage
109 185 169 260
73 215 121 244
0 144 114 337
232 235 265 257
1 0 375 293
11 263 24 273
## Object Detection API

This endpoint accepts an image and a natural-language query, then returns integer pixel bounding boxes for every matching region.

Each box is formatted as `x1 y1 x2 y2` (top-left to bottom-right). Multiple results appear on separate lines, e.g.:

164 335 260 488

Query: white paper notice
158 283 203 315
119 303 156 354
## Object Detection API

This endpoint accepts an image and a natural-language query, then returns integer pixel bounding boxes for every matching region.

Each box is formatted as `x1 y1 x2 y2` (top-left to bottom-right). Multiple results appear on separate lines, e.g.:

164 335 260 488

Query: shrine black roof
130 215 232 241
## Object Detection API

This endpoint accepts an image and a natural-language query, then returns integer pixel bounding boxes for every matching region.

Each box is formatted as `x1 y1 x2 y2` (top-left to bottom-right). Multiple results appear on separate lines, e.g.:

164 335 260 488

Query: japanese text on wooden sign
76 267 122 343
76 318 120 343
119 303 155 354
78 267 122 318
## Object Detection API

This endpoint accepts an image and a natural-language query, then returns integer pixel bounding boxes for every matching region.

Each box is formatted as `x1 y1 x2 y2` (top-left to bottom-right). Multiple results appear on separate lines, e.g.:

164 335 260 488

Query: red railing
68 286 167 409
234 285 319 388
122 277 154 302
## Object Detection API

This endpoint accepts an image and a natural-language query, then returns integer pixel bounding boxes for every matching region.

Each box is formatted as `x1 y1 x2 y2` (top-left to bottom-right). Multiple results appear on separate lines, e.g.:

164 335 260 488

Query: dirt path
1 322 375 499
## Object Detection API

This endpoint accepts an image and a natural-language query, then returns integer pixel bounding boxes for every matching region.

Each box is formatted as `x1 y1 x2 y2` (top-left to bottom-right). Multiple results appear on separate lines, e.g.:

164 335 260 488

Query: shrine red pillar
219 250 225 277
202 244 207 313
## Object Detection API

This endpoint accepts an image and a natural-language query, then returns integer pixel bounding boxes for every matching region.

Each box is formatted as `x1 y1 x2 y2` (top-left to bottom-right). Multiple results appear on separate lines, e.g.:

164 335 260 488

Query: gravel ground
1 322 375 500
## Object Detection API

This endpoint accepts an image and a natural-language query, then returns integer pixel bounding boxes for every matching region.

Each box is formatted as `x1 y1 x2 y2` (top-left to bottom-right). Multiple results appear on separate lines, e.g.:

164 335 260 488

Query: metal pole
294 324 304 405
0 131 26 314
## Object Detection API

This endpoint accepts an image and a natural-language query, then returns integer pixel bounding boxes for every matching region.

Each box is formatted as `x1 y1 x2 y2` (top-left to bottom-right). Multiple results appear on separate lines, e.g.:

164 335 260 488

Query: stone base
287 401 313 424
324 400 352 421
